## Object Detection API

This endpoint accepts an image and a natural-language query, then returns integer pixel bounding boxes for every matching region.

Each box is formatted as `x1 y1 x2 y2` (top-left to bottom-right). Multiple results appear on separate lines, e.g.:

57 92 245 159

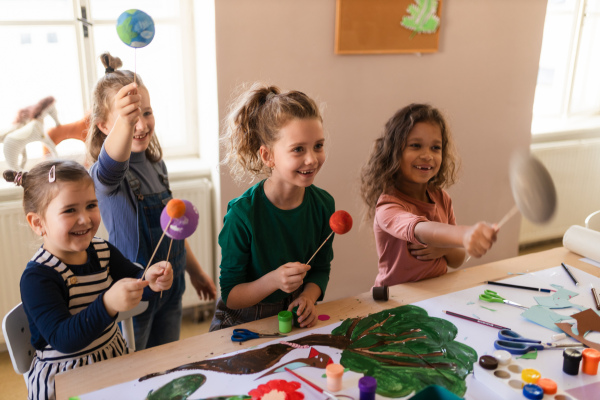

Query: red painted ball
329 210 353 235
166 198 186 219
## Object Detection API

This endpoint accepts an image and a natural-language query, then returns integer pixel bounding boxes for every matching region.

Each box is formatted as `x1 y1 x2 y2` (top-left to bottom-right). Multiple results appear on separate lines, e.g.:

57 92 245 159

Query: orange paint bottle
581 348 600 375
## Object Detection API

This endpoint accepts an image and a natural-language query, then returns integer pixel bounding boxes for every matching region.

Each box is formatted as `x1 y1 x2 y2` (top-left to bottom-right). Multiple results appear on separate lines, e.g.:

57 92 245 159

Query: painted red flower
249 379 304 400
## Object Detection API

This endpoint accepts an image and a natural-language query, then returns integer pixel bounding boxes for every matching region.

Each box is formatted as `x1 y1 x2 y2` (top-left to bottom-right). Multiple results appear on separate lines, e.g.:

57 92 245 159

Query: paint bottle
522 383 544 400
536 378 557 395
521 368 541 384
325 363 344 392
581 348 600 375
372 286 389 301
292 306 301 328
563 348 582 375
278 311 292 334
492 350 512 365
358 376 377 400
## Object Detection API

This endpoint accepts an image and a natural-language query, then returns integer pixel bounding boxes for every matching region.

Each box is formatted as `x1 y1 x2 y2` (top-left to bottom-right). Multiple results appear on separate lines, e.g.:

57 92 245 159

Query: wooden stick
141 218 172 280
497 204 520 228
305 231 334 265
465 204 520 263
161 238 174 299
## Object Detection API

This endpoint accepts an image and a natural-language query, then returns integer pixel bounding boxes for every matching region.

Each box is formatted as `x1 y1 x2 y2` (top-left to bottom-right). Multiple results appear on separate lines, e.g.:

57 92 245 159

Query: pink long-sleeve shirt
373 187 456 286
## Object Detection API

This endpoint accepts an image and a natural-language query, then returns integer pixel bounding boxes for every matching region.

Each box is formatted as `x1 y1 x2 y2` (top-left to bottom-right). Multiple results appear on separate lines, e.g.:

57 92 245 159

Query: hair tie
13 172 23 186
104 55 114 73
266 92 276 101
48 165 56 183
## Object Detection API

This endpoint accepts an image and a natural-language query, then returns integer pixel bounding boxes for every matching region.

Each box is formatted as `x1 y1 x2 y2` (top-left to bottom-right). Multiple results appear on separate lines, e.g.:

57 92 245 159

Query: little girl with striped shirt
4 160 173 400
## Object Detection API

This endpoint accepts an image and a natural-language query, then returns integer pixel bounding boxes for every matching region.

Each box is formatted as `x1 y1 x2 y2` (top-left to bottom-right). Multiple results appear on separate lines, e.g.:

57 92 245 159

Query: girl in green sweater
210 83 335 331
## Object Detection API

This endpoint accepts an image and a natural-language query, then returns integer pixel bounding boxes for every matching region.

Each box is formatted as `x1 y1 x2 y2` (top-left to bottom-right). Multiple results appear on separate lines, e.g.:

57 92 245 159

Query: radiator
0 178 214 345
519 138 600 245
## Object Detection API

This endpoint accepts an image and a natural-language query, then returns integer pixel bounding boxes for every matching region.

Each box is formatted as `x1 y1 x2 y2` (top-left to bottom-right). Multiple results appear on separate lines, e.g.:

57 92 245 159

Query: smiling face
397 122 443 197
101 86 155 153
31 180 101 264
261 118 326 189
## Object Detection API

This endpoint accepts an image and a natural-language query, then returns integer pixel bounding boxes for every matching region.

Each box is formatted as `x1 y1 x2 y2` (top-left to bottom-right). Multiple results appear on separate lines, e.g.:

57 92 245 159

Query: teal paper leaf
401 0 440 34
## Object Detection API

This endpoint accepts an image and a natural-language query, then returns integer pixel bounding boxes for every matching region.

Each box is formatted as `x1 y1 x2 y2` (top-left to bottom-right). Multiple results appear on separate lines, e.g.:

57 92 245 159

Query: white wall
214 0 548 301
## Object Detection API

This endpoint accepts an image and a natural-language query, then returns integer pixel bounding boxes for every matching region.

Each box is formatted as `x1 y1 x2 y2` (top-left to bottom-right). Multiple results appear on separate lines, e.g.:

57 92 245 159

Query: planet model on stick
329 210 353 235
306 210 353 265
166 198 186 219
160 199 199 240
116 9 155 48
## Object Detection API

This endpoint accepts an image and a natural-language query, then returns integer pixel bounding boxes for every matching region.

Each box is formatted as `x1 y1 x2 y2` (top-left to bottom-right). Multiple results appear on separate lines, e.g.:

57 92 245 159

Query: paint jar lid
326 363 344 378
372 286 389 301
278 310 292 322
492 350 512 365
358 376 377 393
478 355 498 370
582 348 600 361
521 368 541 384
563 348 582 360
522 384 544 400
536 378 557 395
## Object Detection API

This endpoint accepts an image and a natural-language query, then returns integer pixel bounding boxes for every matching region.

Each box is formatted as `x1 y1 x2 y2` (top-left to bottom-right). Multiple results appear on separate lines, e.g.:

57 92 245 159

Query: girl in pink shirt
360 104 497 286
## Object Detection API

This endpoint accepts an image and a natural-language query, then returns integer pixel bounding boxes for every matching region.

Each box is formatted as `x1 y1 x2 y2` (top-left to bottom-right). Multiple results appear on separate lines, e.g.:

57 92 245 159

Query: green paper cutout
147 374 206 400
480 306 497 312
535 285 586 311
517 349 538 359
521 305 574 332
401 0 440 34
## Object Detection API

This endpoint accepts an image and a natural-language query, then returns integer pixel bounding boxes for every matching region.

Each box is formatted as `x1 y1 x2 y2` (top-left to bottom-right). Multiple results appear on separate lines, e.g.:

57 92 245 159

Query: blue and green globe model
116 9 155 48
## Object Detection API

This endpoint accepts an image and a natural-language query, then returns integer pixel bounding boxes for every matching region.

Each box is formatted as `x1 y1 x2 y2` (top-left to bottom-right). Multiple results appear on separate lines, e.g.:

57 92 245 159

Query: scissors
494 329 583 355
231 329 287 343
479 290 528 310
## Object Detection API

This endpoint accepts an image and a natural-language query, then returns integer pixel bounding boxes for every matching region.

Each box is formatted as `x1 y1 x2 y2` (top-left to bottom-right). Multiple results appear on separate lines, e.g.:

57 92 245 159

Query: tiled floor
0 309 212 399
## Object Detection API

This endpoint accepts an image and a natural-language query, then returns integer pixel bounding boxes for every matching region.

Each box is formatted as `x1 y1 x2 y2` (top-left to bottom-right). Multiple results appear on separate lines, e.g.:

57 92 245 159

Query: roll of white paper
563 225 600 263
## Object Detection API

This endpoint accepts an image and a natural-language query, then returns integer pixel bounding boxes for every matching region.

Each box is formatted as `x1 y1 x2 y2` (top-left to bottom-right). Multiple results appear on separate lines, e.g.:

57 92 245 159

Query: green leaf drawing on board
332 305 477 397
401 0 440 34
141 306 476 398
146 374 206 400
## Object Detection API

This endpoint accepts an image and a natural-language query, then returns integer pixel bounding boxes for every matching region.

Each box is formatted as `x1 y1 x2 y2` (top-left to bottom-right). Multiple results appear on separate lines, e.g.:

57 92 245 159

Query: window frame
532 0 600 141
0 0 202 164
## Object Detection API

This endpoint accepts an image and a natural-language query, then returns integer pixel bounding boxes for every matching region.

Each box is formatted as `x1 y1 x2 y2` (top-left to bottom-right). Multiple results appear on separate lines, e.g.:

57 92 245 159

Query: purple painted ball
160 199 199 240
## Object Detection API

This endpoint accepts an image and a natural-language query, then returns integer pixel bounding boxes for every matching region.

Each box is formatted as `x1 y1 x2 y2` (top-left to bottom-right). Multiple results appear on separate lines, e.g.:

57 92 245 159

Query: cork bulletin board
335 0 442 54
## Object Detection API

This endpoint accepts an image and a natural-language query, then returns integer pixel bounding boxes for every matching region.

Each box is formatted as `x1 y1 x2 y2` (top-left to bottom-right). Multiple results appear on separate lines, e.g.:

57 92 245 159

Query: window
0 0 200 168
532 0 600 136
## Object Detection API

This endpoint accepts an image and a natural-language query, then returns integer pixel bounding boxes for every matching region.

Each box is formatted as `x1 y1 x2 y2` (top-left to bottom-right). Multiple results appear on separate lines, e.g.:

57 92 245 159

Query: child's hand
273 262 310 293
189 267 217 301
103 278 149 317
113 83 141 127
463 222 497 258
145 261 174 292
289 295 317 328
408 243 447 261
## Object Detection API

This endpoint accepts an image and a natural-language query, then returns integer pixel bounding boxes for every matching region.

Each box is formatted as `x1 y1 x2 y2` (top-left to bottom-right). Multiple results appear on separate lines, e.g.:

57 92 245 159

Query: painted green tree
141 306 476 398
333 305 476 397
401 0 440 34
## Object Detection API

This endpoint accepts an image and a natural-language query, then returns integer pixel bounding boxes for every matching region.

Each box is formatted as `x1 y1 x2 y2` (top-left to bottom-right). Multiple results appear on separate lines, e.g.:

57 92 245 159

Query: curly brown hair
86 52 162 164
220 82 322 182
360 103 460 220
